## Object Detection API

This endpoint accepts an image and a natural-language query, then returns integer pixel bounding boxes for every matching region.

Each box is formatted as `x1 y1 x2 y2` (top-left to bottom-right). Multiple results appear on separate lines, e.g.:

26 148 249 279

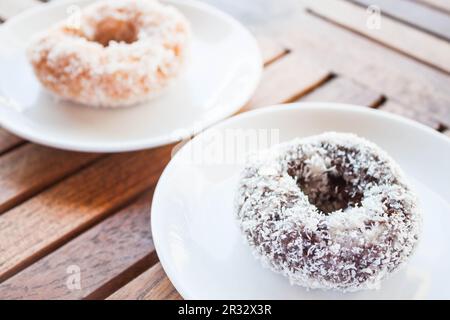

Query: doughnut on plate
0 0 262 152
151 103 450 299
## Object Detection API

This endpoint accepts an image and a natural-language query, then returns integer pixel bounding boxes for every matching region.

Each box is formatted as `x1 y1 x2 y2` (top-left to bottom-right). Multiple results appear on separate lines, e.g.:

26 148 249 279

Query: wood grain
256 34 288 66
0 129 23 155
347 0 450 41
108 263 181 300
0 146 172 282
0 191 157 300
414 0 450 14
204 0 300 26
0 144 100 214
242 52 331 112
379 99 441 129
0 0 39 20
444 130 450 138
305 0 450 73
299 76 384 107
298 76 441 130
272 9 450 127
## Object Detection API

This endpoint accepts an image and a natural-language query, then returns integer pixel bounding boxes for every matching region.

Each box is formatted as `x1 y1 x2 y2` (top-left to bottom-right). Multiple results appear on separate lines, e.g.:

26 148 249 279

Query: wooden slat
273 9 450 127
108 263 181 300
241 52 331 112
256 34 288 66
0 145 100 214
300 76 384 107
0 0 283 66
204 0 300 25
0 191 157 300
305 0 450 73
379 99 441 129
348 0 450 41
300 76 440 130
0 129 23 154
414 0 450 13
0 0 40 20
0 146 171 282
444 130 450 138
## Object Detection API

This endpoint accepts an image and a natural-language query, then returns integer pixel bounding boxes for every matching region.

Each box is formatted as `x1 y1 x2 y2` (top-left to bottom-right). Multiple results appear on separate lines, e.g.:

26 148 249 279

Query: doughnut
27 0 190 108
236 132 421 292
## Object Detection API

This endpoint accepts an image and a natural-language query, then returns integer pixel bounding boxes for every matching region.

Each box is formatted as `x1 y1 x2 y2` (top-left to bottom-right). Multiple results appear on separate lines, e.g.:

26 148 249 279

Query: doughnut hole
93 18 138 46
287 152 368 214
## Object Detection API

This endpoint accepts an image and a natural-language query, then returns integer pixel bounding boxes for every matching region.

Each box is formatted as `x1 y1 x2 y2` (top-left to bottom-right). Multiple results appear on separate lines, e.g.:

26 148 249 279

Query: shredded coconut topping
27 0 191 107
235 132 422 292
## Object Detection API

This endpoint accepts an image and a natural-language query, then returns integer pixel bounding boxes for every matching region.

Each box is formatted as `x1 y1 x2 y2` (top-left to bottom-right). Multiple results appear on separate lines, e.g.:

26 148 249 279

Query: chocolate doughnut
236 132 421 292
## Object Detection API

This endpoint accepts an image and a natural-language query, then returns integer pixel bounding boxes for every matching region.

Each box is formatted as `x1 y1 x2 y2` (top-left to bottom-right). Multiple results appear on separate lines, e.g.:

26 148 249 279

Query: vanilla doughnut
27 0 190 108
236 132 422 292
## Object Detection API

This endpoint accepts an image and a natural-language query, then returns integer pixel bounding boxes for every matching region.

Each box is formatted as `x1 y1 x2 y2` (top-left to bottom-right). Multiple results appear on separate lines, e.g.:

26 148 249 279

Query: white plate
0 0 262 152
151 103 450 300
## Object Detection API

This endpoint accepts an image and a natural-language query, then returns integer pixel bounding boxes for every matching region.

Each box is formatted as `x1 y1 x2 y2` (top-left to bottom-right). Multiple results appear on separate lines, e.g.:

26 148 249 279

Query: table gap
0 174 156 283
369 95 387 109
305 8 450 76
437 123 449 132
0 141 27 158
264 47 292 67
407 0 450 16
84 251 159 300
0 152 105 216
285 73 336 103
346 0 450 42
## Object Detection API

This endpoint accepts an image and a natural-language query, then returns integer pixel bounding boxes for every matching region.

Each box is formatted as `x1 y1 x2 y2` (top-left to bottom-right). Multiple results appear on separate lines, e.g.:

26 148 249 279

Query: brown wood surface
0 0 449 300
306 0 450 73
414 0 450 14
243 52 331 111
107 263 181 300
0 191 157 299
272 7 450 128
299 76 384 107
0 146 172 282
255 34 289 66
0 129 23 155
379 99 441 129
349 0 450 41
0 145 100 214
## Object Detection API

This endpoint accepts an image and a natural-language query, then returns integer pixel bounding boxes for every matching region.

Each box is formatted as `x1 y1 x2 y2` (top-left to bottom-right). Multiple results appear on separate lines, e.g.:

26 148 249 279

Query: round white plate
0 0 262 152
151 103 450 300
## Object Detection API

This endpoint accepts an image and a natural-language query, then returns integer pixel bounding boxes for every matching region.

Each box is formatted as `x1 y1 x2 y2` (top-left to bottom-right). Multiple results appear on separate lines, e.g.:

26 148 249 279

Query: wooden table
0 0 449 300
